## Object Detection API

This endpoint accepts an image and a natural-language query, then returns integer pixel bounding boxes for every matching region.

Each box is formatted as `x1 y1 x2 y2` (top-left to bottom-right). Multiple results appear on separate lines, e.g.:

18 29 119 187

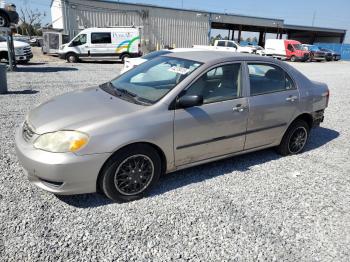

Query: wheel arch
65 51 78 59
119 51 130 58
291 113 313 129
96 142 167 192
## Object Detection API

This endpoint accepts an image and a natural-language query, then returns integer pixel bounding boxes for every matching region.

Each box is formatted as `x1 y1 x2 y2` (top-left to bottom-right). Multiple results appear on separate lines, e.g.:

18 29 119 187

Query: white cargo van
58 27 141 63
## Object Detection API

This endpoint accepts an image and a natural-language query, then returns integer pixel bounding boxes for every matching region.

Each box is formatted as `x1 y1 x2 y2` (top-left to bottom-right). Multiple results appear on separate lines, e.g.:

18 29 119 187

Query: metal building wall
62 0 210 52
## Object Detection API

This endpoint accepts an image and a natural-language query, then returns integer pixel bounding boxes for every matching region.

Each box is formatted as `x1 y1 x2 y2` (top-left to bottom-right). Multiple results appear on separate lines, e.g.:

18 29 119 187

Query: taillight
323 90 330 107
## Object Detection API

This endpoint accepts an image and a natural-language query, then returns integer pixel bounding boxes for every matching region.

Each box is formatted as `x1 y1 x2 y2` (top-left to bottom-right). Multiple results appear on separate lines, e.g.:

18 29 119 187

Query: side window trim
246 61 297 97
91 32 112 44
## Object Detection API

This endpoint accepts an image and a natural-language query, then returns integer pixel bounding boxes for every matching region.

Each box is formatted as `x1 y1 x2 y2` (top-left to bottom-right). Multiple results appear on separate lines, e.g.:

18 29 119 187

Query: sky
5 0 350 42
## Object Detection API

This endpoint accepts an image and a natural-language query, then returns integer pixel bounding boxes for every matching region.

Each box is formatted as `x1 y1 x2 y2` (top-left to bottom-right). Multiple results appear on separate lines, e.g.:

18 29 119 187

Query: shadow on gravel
56 127 339 208
15 67 78 73
56 193 113 208
305 127 339 152
4 90 39 95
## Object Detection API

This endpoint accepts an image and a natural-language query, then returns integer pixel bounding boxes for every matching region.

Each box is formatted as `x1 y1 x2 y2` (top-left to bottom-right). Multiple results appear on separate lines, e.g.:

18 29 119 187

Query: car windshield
310 46 321 51
107 56 202 104
293 44 304 50
142 50 172 60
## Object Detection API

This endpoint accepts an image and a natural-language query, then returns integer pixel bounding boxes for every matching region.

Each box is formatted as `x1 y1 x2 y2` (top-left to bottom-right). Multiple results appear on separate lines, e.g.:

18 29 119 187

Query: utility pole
312 11 316 26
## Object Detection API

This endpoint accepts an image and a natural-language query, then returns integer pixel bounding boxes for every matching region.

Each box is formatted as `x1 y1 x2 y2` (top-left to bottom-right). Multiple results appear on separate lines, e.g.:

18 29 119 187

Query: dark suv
302 44 326 62
0 4 19 27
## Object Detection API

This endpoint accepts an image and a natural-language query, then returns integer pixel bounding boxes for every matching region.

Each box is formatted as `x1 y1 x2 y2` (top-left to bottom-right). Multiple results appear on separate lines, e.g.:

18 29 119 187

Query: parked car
58 27 142 63
265 39 310 62
302 45 326 62
0 3 19 27
121 48 204 74
254 45 265 56
319 47 341 61
16 51 329 202
194 40 257 54
0 35 33 63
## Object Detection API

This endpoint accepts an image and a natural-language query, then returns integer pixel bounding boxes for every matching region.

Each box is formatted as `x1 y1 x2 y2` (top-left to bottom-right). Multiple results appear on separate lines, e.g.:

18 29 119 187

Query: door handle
286 95 298 102
232 104 247 112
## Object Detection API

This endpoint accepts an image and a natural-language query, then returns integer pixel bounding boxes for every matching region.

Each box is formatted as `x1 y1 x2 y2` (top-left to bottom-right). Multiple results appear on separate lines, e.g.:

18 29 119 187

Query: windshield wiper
101 82 152 105
116 88 138 98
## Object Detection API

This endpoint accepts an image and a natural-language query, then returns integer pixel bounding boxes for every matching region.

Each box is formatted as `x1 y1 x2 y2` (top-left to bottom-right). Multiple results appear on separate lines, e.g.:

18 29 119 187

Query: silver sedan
15 51 329 202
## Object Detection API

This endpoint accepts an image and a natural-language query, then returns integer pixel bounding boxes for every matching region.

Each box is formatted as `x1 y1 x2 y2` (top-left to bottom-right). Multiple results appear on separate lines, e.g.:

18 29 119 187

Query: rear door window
217 41 226 47
247 63 295 96
91 32 112 44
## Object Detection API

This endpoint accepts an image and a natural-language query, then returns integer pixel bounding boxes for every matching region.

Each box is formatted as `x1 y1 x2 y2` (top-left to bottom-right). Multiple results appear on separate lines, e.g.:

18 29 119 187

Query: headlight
33 131 89 153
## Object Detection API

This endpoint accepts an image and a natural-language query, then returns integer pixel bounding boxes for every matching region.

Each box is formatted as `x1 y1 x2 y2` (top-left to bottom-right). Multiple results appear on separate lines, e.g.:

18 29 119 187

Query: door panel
245 63 299 149
174 98 248 166
245 90 299 149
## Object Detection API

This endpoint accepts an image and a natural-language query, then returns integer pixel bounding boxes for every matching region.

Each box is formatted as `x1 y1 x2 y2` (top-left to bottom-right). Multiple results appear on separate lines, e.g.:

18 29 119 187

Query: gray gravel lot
0 59 350 261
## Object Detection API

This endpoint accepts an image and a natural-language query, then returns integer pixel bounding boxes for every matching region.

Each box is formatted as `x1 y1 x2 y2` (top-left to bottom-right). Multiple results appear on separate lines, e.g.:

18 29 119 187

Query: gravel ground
0 59 349 261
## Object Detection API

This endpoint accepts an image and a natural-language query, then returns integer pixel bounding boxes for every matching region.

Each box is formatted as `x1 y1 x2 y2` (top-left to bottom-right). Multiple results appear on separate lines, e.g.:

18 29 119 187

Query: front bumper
15 53 33 62
15 126 111 195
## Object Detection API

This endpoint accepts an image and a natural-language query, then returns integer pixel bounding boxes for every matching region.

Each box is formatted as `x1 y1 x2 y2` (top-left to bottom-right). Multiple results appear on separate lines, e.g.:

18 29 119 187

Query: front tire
99 144 162 202
290 56 296 62
120 53 130 63
276 120 310 156
66 53 79 63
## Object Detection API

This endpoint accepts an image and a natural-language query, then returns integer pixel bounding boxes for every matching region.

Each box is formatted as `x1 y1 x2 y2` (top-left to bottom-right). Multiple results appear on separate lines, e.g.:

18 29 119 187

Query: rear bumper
15 126 111 195
312 110 325 127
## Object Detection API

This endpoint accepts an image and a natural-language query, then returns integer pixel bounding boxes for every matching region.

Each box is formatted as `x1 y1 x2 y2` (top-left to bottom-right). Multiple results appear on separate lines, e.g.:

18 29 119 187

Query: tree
252 37 258 43
18 7 46 37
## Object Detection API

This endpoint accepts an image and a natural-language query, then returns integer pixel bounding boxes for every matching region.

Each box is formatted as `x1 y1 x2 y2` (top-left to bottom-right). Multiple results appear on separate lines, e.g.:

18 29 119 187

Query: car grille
22 121 36 142
23 46 32 56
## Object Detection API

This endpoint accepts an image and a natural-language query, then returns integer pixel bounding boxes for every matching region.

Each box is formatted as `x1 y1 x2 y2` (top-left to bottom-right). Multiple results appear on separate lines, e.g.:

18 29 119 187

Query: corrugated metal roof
284 24 346 34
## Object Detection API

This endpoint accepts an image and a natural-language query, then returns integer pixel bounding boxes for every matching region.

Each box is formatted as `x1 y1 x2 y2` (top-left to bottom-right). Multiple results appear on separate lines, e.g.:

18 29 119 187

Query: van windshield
104 56 202 104
293 44 304 50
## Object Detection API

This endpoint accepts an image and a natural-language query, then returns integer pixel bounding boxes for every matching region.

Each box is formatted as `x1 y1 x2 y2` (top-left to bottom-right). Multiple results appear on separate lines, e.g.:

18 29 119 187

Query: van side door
90 32 112 56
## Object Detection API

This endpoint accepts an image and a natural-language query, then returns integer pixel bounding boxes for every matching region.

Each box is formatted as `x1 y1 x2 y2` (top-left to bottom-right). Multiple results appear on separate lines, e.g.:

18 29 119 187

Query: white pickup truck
0 35 33 63
193 40 257 54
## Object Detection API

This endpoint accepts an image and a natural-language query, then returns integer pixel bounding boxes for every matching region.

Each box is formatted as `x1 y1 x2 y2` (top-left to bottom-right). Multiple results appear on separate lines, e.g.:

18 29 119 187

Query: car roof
169 48 204 52
164 51 278 64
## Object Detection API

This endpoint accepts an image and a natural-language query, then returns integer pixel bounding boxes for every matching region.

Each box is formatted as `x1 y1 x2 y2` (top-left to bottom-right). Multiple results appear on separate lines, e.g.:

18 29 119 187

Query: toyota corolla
15 51 329 202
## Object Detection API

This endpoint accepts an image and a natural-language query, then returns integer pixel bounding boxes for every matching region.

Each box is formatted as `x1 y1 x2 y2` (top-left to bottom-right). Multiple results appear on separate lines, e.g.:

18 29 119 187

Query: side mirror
176 95 203 109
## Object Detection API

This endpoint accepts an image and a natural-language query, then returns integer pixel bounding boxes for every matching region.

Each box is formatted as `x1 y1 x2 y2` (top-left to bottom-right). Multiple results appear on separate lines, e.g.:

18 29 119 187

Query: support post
258 31 264 46
238 26 242 43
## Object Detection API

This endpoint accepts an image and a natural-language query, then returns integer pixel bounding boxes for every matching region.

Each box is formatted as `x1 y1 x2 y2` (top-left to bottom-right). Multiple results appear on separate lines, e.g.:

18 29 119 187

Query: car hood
13 40 30 48
27 87 144 134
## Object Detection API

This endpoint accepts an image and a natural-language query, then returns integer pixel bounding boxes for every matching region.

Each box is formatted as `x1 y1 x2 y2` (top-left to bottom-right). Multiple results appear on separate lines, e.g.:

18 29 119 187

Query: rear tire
276 119 310 156
290 56 296 62
120 53 130 63
0 13 10 27
99 144 162 202
66 53 79 63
